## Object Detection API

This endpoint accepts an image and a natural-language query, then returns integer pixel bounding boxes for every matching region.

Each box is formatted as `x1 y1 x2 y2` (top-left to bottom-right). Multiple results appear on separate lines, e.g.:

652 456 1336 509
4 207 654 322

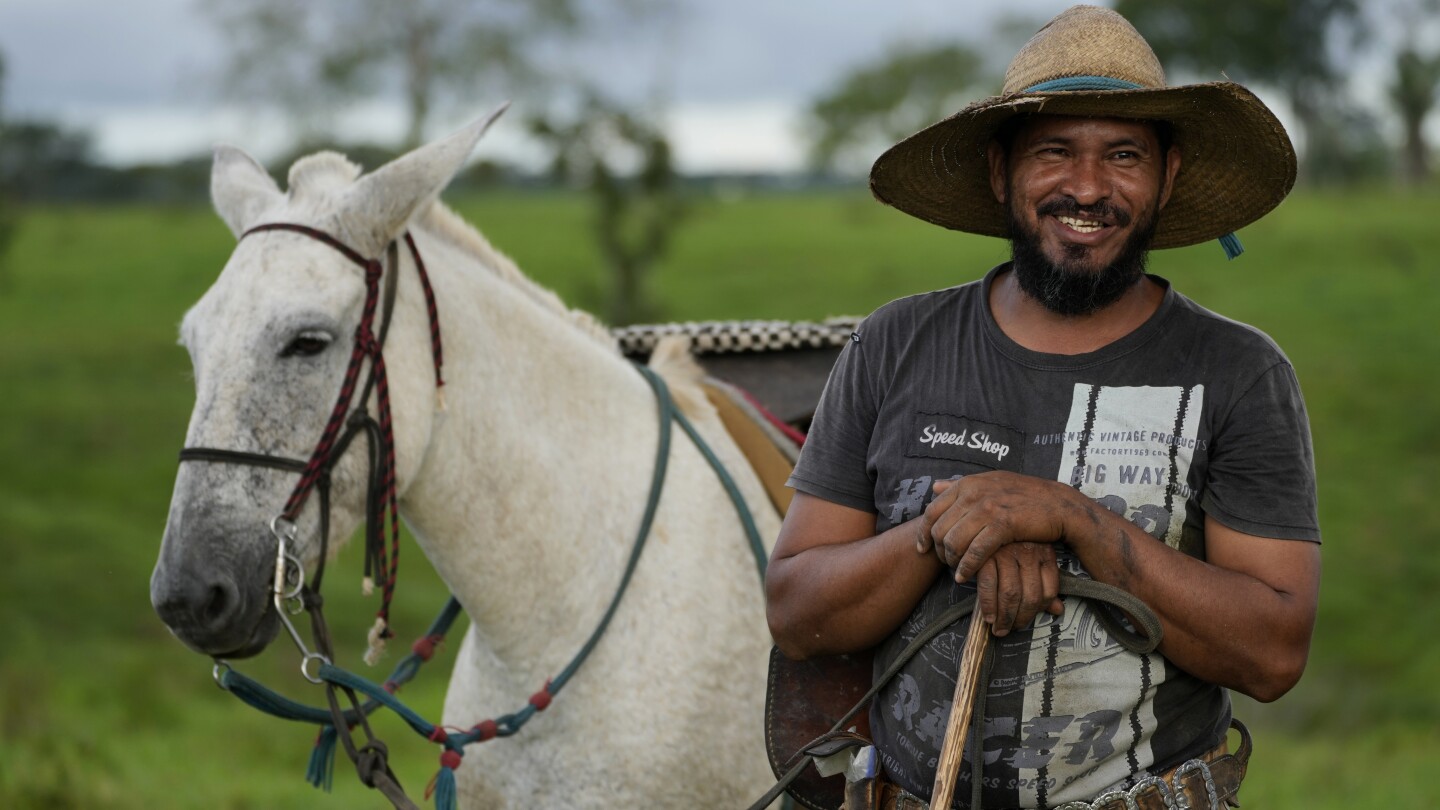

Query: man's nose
1060 159 1110 206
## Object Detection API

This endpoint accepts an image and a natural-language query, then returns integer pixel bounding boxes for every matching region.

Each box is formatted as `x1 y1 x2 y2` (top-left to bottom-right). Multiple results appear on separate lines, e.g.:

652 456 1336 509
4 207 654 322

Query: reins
745 575 1165 810
178 223 770 810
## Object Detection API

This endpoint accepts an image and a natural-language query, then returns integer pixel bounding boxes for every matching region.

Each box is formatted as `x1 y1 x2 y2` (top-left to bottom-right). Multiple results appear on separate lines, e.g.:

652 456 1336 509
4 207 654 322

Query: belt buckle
1062 774 1175 810
1171 759 1219 810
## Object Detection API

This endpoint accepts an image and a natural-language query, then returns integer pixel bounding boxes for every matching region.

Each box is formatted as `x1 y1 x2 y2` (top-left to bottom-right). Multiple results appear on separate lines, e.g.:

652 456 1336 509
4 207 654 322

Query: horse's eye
281 332 333 358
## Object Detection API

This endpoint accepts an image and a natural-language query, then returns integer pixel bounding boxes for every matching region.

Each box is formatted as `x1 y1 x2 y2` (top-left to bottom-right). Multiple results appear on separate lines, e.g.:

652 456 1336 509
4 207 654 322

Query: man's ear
1158 144 1182 210
987 140 1008 205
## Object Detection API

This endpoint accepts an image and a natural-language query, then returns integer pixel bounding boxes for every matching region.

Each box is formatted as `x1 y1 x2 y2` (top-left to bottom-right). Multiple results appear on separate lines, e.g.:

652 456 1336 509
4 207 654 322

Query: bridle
178 222 446 805
180 222 446 668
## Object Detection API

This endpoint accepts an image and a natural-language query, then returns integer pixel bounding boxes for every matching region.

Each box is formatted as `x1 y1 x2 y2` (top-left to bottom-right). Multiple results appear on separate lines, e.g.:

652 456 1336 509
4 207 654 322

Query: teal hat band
1018 76 1245 259
1022 76 1144 92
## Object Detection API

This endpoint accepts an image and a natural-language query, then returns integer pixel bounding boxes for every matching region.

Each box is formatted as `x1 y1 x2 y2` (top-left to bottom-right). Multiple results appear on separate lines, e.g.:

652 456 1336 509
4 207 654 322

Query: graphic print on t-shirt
905 411 1026 471
968 383 1205 806
1046 383 1205 548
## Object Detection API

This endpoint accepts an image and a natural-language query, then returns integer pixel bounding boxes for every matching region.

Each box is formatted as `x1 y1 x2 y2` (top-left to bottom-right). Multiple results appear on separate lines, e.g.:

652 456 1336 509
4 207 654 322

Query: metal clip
269 516 305 613
268 516 330 683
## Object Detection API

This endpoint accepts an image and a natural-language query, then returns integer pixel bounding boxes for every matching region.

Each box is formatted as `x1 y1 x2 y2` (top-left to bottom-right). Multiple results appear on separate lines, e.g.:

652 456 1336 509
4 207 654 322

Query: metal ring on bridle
212 659 232 689
300 652 328 685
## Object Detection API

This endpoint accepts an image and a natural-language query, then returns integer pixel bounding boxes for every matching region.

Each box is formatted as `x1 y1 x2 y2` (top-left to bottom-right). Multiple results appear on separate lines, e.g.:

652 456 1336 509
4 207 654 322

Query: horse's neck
396 230 661 678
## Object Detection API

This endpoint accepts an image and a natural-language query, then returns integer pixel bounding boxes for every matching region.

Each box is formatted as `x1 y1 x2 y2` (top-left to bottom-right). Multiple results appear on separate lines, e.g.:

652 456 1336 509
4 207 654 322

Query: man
765 6 1320 810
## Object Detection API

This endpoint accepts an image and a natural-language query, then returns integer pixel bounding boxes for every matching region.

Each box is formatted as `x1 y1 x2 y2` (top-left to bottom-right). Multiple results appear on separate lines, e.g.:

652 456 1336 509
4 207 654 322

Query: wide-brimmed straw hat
869 5 1297 253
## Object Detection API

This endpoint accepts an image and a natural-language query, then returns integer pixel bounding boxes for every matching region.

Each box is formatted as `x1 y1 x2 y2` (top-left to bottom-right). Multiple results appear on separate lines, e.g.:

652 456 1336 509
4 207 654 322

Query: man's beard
1007 196 1159 316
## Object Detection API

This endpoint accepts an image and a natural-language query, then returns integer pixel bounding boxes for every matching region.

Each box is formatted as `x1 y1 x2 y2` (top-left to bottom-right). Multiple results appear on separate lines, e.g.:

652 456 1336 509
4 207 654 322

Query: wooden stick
929 614 991 809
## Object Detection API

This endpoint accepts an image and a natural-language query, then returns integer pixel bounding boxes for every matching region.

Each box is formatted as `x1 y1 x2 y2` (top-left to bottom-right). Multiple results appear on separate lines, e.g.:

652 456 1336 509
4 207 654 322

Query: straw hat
868 5 1297 251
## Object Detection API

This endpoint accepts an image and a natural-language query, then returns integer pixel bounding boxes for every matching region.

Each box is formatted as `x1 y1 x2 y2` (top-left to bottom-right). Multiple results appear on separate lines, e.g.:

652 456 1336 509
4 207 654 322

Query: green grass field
1 187 1437 808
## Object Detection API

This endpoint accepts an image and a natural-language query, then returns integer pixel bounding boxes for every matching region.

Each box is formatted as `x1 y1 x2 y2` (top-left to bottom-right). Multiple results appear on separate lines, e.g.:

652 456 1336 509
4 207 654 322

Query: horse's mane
419 203 722 422
417 202 620 352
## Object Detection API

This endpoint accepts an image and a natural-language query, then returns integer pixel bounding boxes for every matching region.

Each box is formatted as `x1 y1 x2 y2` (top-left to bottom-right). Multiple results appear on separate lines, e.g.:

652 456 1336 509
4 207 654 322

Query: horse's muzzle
151 555 280 658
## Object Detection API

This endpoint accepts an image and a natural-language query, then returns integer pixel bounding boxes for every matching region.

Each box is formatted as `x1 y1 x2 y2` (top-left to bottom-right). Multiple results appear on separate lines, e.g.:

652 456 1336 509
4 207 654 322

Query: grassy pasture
1 187 1436 807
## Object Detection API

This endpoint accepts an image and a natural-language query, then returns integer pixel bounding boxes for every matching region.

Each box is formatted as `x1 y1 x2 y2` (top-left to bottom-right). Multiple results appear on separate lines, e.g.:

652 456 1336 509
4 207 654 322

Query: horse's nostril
202 583 231 625
153 572 241 637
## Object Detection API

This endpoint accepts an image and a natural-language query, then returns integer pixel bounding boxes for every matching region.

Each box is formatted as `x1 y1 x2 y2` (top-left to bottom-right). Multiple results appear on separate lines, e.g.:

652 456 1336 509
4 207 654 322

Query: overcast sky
0 0 1145 172
14 0 1424 175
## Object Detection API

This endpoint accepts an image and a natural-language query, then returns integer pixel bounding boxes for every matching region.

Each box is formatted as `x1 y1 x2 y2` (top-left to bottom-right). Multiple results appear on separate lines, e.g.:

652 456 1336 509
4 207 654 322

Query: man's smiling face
988 114 1182 315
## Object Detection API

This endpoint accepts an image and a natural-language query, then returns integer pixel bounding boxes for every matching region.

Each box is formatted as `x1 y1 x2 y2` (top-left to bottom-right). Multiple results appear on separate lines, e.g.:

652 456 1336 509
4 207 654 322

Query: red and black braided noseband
212 222 446 646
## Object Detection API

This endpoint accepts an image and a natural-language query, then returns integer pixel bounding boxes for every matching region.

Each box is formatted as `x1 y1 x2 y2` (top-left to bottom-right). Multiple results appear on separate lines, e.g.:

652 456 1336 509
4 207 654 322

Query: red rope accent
474 720 499 741
428 726 449 744
439 750 463 770
369 348 402 630
529 679 554 711
412 633 444 661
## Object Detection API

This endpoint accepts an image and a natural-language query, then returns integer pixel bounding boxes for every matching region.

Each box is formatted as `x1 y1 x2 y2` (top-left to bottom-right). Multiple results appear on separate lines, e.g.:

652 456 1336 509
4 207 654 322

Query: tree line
3 0 1437 313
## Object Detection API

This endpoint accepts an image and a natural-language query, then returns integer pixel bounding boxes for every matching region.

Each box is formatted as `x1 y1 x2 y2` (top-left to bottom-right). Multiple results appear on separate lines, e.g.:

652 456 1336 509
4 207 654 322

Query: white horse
150 110 783 807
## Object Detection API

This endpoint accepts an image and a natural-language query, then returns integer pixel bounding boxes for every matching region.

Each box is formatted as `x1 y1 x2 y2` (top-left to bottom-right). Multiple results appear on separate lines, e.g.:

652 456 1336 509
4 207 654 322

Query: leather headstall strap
750 573 1164 810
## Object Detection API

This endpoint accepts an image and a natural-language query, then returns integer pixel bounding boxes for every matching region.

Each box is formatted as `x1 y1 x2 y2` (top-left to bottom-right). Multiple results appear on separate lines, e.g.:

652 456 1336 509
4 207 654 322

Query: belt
874 719 1251 810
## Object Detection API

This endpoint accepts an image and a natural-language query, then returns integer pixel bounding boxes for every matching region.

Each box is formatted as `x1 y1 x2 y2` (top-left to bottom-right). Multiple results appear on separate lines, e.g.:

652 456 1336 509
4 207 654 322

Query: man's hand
975 542 1064 636
918 473 1076 578
920 475 1070 634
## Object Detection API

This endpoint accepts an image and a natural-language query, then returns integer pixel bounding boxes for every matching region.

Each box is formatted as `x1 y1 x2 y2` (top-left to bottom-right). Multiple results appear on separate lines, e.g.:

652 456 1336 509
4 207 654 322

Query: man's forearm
766 516 942 659
1063 495 1320 702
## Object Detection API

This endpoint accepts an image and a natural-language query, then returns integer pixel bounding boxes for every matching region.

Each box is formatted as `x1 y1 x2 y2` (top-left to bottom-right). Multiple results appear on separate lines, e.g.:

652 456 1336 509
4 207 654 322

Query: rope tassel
1219 231 1244 260
427 749 463 810
365 616 390 666
307 725 339 791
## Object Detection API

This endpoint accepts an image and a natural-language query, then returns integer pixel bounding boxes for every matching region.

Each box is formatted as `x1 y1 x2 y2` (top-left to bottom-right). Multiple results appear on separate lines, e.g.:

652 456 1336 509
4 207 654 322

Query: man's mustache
1036 197 1132 227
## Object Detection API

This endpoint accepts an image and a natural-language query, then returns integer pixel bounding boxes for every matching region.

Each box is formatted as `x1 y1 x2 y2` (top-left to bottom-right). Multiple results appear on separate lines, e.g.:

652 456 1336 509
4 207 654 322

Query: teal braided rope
220 667 348 725
217 359 783 808
668 402 768 580
544 361 674 696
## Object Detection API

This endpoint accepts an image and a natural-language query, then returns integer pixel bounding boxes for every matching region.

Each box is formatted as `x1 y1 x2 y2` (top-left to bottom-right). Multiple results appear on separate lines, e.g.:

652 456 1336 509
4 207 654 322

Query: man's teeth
1058 216 1105 233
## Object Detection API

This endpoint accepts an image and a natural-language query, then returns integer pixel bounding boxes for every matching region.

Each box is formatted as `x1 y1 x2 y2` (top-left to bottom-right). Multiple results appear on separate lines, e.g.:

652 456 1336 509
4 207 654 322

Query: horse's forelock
286 152 364 201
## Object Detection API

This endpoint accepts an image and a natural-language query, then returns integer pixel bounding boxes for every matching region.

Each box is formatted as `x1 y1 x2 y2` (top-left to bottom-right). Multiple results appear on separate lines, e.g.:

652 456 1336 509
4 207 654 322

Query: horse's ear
211 145 283 239
343 103 510 254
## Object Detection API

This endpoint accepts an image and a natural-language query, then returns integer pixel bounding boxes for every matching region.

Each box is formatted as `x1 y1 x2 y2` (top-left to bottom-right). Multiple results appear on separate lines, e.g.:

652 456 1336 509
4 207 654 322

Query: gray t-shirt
788 266 1319 808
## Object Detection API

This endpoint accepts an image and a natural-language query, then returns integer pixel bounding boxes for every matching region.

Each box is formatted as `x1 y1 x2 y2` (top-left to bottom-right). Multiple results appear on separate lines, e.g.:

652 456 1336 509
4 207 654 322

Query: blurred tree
807 43 986 174
199 0 644 149
1113 0 1367 183
0 51 16 290
0 120 95 200
1392 47 1440 184
530 92 683 325
1388 0 1440 185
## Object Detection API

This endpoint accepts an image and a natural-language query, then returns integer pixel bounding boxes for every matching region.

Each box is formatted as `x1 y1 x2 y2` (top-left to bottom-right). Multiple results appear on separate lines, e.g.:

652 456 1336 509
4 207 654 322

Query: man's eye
281 333 332 358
